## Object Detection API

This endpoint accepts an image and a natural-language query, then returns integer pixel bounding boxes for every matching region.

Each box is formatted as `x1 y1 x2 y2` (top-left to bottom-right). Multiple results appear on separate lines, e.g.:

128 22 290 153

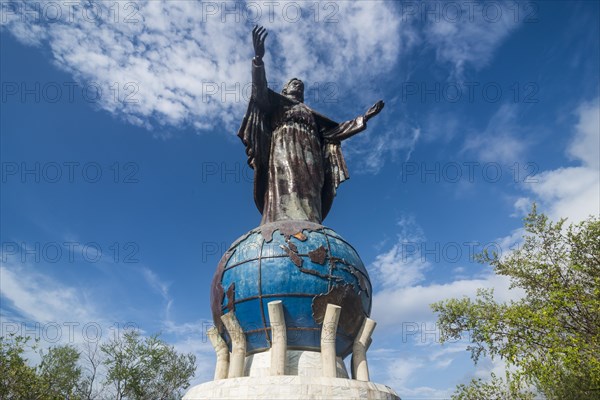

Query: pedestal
183 376 400 400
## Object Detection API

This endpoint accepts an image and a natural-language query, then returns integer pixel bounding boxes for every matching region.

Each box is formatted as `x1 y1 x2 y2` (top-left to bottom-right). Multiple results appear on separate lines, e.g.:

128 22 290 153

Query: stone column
267 300 287 376
352 317 376 381
221 312 246 378
207 327 229 380
320 303 341 378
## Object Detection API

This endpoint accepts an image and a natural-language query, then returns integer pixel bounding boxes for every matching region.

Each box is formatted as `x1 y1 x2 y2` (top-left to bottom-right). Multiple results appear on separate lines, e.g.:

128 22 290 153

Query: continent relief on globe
210 220 372 358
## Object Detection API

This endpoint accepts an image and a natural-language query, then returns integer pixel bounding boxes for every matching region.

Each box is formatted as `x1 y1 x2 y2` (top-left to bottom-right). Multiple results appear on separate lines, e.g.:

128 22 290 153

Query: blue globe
210 220 372 358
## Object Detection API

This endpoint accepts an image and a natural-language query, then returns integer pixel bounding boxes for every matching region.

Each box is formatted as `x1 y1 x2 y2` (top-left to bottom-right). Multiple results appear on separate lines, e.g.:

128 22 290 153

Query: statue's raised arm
251 26 269 108
252 25 267 64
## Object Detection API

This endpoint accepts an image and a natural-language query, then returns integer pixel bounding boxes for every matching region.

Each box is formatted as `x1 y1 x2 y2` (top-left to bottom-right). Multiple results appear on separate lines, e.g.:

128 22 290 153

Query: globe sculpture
210 220 372 358
184 26 399 399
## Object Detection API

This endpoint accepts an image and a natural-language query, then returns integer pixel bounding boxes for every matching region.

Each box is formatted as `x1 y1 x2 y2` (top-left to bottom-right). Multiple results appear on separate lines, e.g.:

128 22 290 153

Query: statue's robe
238 60 368 224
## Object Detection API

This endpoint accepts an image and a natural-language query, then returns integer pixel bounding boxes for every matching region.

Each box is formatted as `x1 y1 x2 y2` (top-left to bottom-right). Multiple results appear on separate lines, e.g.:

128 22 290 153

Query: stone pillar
320 303 341 378
352 317 376 381
207 327 229 380
221 312 246 378
267 300 287 376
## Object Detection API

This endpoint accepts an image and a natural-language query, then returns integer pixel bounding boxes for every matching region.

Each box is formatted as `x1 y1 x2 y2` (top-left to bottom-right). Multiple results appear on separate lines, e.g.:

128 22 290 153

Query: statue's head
282 78 304 102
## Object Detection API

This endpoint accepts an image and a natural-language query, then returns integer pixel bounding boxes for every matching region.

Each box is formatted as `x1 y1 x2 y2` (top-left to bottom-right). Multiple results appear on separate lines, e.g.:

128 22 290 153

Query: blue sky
1 1 599 398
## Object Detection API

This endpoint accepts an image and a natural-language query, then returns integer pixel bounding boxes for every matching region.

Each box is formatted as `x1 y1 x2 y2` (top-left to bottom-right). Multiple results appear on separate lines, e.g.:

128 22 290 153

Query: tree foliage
451 372 536 400
101 330 196 400
0 335 46 399
38 345 83 399
0 330 196 400
432 207 600 399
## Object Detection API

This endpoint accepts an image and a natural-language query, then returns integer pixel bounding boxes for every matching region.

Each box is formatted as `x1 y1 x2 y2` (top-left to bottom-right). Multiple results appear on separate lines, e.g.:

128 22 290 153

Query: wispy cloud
1 0 405 131
345 116 421 174
523 98 600 221
369 214 524 331
1 264 94 324
370 215 429 289
423 0 523 79
462 103 530 163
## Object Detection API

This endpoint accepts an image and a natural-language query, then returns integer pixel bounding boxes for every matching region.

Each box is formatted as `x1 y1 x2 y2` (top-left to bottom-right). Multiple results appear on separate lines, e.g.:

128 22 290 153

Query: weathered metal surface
308 246 327 265
287 240 298 253
239 26 384 226
259 220 323 242
281 244 303 267
210 223 371 356
210 249 232 337
293 232 307 241
225 283 236 313
312 284 366 340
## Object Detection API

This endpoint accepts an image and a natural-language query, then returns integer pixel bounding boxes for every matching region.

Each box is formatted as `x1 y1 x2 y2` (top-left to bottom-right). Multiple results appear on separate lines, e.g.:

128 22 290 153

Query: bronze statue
238 26 384 225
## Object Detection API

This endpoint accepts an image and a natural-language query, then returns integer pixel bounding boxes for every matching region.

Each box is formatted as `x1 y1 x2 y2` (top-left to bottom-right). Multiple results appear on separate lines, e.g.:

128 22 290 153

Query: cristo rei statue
183 27 400 400
239 26 385 225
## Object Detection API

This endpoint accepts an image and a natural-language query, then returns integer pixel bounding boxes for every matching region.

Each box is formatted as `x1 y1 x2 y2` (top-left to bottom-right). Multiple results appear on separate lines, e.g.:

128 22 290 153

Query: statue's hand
365 100 385 121
252 26 267 62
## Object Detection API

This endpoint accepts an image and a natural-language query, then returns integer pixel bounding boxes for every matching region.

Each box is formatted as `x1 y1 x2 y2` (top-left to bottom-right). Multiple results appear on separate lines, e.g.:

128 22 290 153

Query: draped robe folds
238 60 368 225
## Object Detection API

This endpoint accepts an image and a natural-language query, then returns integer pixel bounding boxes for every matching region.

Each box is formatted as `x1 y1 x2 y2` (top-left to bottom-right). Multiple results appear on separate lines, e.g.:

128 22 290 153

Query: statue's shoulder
269 89 338 131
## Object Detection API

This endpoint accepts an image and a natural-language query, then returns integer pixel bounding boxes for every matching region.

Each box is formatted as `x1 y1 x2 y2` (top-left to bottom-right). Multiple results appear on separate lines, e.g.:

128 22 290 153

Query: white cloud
1 0 405 131
511 197 533 217
370 215 429 289
368 215 525 338
523 98 600 221
372 273 520 333
345 121 421 174
369 348 456 399
0 262 102 326
569 99 600 169
462 103 529 164
423 0 522 79
387 357 424 387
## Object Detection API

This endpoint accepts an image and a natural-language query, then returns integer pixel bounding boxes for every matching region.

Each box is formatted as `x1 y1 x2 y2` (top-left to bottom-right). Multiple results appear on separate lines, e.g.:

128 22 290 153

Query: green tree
101 330 196 400
38 345 83 400
0 335 84 400
0 335 46 399
451 372 536 400
432 207 600 399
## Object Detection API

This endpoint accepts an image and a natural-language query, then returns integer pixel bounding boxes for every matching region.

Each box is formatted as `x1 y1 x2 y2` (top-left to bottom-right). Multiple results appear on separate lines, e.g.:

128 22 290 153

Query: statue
238 26 384 225
189 26 400 400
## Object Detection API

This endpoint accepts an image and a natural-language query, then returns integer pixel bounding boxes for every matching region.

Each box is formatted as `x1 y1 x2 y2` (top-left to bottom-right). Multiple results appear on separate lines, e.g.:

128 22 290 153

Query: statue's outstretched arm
323 100 385 142
251 26 269 109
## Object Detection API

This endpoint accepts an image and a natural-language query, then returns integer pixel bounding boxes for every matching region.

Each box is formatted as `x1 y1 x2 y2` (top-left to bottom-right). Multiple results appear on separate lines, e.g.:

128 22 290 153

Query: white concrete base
244 350 349 378
183 376 400 399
